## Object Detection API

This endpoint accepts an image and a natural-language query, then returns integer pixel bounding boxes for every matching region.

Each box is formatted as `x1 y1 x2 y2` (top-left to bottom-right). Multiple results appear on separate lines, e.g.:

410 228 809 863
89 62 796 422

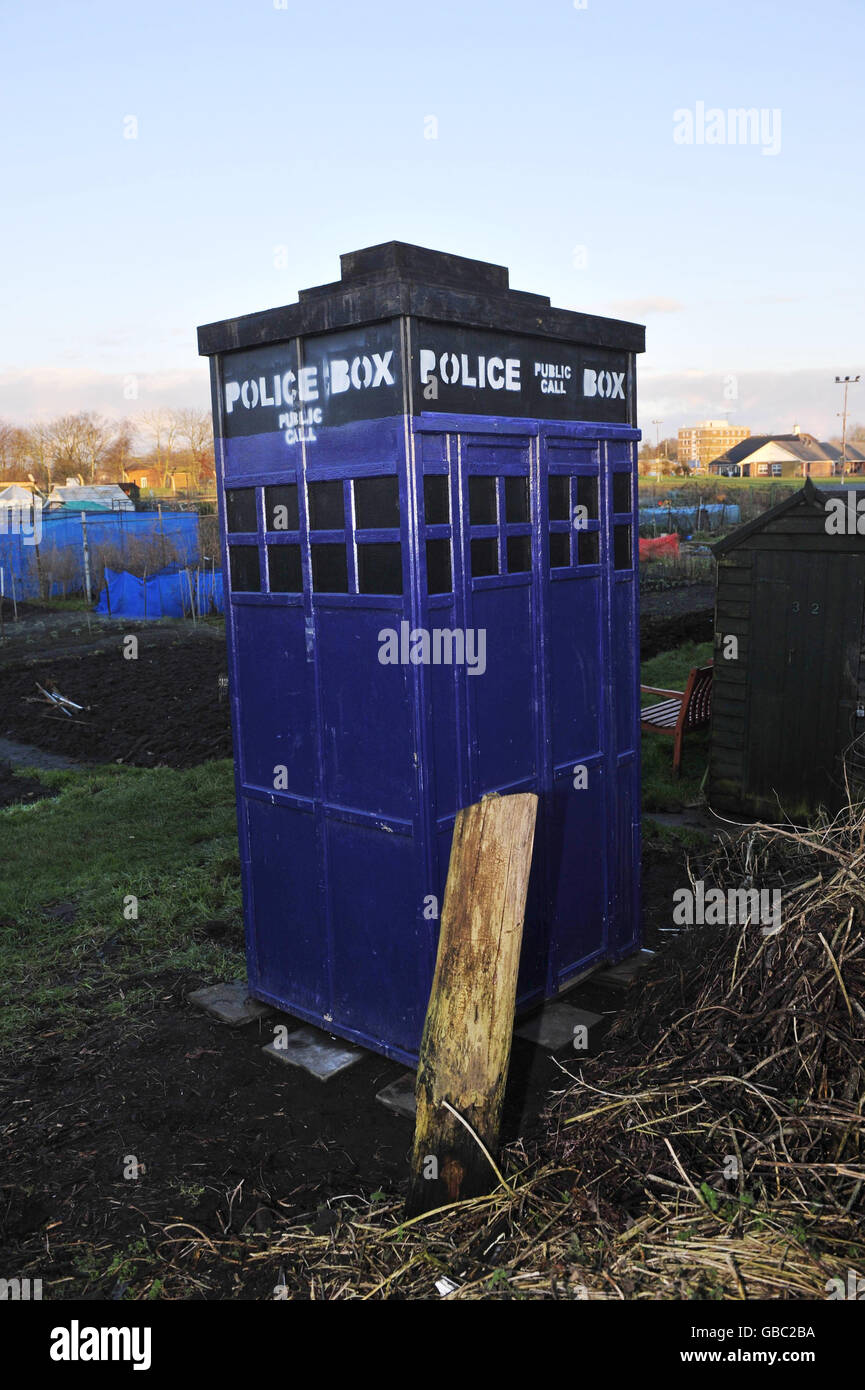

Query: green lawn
640 640 713 810
0 637 712 1050
0 761 243 1047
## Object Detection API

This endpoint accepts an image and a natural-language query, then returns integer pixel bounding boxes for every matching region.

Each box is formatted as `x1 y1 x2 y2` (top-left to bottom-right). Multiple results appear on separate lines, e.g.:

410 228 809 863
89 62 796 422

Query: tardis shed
710 480 865 821
198 242 645 1065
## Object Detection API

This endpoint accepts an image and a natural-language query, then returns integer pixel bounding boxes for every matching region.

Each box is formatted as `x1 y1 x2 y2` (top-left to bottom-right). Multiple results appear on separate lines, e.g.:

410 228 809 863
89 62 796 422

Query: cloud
638 367 865 439
0 366 210 425
605 297 685 317
2 363 861 451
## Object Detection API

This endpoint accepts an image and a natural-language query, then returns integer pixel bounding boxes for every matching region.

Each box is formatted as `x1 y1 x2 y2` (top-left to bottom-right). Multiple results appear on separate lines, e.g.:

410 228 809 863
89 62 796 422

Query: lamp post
651 418 663 481
835 375 861 477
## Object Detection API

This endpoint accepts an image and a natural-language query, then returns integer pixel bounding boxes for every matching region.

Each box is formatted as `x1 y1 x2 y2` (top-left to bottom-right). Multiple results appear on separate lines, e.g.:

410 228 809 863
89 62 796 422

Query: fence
638 501 740 534
94 565 224 619
0 510 201 601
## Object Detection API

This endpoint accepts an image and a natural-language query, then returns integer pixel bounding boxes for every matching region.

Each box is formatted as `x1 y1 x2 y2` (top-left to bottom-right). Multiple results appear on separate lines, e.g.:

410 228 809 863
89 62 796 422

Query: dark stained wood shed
709 479 865 820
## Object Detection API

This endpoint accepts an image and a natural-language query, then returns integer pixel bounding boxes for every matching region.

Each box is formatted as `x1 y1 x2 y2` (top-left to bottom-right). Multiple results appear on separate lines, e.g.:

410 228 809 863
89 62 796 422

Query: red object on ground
639 532 680 559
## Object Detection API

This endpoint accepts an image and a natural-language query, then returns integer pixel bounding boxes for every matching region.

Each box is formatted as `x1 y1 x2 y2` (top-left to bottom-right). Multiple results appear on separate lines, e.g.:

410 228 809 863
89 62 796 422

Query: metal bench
640 663 713 778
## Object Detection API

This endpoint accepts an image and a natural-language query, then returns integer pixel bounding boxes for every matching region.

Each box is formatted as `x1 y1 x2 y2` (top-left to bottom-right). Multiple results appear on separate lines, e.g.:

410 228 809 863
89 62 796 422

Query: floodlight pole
652 418 663 480
835 374 861 477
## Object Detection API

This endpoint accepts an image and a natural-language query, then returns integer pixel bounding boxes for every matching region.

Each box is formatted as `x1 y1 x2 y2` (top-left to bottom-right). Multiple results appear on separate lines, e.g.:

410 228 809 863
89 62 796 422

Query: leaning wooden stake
405 791 538 1218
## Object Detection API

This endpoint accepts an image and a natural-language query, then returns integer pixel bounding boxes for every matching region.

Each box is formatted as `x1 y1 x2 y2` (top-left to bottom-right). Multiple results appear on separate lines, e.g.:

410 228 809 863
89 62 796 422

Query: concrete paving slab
375 1072 417 1118
593 949 656 990
262 1025 365 1081
515 1002 605 1051
189 980 273 1027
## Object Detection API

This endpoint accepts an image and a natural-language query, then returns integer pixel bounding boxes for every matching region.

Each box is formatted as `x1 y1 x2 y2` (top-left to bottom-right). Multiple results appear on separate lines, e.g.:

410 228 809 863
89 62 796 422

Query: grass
35 596 95 612
0 760 243 1047
640 640 713 811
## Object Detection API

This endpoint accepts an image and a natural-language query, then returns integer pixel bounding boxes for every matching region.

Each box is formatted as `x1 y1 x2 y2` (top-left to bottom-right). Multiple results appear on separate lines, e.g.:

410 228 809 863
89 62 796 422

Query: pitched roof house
708 432 848 478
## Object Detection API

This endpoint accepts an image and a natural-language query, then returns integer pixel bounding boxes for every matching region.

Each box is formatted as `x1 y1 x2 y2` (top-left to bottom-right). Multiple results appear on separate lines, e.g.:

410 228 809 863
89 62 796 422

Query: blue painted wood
206 312 642 1064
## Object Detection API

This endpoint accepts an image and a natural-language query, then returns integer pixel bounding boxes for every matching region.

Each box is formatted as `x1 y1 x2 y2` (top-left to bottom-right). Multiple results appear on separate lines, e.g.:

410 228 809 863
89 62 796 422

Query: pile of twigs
149 807 865 1299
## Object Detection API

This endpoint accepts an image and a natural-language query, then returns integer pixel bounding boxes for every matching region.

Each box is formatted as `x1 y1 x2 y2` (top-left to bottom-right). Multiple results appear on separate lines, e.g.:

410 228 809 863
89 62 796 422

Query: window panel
504 476 530 523
469 476 497 525
423 474 450 525
506 534 531 573
548 475 570 521
612 473 632 513
549 532 570 568
268 544 303 593
311 543 349 592
578 530 600 566
226 488 257 533
229 544 261 591
577 475 599 520
308 481 344 530
354 476 400 529
471 536 498 577
357 543 403 595
426 538 452 593
265 484 299 531
614 526 632 570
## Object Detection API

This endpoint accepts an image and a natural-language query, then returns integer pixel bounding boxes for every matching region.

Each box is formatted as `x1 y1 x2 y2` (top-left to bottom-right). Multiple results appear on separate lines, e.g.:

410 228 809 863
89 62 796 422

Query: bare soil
0 581 712 1297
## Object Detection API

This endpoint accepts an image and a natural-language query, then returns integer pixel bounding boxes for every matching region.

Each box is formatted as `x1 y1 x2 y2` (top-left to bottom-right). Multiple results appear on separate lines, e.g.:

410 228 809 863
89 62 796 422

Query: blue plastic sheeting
638 502 740 532
0 511 200 600
94 565 224 618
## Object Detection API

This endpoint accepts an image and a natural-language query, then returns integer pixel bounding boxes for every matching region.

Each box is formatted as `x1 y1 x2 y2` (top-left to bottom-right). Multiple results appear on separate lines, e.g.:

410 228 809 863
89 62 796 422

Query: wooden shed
709 480 865 820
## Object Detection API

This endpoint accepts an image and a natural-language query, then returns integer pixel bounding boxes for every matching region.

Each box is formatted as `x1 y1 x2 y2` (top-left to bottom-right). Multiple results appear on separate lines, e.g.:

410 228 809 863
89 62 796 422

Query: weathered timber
405 792 538 1218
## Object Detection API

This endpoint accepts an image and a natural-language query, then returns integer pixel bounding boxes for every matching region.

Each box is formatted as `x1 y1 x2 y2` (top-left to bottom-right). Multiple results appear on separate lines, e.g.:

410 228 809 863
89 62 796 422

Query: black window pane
614 525 632 570
471 537 498 577
577 475 599 520
355 476 400 529
423 474 449 525
426 538 452 593
506 534 531 573
226 488 257 533
311 544 348 592
469 476 497 525
613 473 632 513
268 544 303 592
265 484 299 531
308 481 344 530
550 532 571 568
357 543 403 595
229 544 261 591
548 475 570 521
505 476 530 523
578 530 600 566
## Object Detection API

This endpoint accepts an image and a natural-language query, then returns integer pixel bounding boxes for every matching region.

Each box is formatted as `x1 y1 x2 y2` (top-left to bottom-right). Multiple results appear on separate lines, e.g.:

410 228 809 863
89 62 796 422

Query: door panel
745 551 864 814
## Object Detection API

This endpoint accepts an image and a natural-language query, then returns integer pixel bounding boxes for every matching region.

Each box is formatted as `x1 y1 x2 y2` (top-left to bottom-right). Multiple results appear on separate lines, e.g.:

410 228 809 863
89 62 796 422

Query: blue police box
198 243 645 1065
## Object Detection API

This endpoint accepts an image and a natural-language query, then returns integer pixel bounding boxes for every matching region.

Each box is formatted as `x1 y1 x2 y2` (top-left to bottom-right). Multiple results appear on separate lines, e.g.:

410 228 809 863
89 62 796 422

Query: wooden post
34 540 44 602
405 792 538 1219
80 511 92 604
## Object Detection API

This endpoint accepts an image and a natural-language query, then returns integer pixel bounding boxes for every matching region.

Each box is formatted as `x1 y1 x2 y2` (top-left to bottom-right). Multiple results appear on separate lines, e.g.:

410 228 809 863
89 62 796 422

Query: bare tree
42 412 117 484
0 419 31 479
101 419 135 481
174 408 213 491
138 408 180 488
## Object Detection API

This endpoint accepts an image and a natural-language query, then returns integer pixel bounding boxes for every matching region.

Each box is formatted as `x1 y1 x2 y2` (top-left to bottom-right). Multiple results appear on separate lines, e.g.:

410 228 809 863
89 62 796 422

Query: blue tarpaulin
0 510 201 600
94 565 224 618
638 501 740 532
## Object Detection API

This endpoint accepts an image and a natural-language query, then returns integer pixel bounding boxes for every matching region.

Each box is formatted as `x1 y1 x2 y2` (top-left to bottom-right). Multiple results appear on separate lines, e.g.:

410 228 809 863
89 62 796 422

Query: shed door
745 549 864 814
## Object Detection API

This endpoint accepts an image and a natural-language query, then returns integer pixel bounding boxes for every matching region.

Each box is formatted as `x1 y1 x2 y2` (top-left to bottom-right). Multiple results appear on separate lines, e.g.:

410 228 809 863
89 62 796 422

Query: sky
1 0 863 441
